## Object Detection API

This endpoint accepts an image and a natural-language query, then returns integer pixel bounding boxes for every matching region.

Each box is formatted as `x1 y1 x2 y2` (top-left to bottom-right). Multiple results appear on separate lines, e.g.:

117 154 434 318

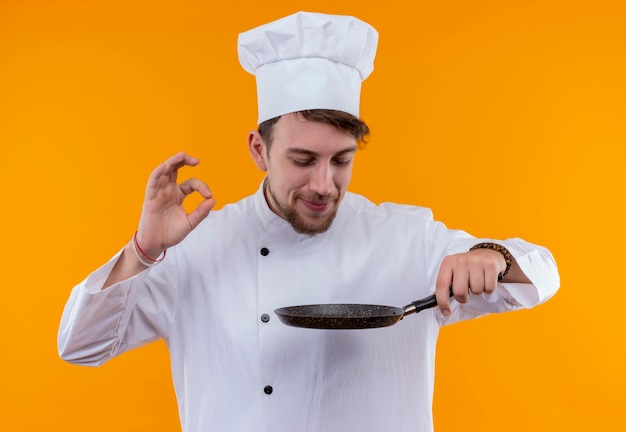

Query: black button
264 385 273 395
261 313 270 323
260 247 270 256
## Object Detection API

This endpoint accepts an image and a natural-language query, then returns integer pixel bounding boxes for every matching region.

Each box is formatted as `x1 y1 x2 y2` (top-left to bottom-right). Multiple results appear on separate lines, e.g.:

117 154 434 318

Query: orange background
1 0 624 431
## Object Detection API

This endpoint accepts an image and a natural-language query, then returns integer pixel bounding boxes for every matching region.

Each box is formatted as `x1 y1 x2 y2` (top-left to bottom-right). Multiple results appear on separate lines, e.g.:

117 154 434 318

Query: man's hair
258 109 370 149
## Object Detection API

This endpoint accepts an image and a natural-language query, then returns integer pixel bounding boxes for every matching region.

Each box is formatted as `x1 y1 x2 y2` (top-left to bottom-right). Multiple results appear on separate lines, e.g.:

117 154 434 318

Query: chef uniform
58 12 560 432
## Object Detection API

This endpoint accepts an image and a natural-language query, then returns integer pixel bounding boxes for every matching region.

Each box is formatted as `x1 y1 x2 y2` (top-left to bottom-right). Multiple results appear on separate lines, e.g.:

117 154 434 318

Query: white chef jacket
58 184 559 432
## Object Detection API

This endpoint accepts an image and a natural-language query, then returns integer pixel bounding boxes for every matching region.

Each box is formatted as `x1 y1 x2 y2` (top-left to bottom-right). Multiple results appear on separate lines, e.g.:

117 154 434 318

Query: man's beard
267 185 339 236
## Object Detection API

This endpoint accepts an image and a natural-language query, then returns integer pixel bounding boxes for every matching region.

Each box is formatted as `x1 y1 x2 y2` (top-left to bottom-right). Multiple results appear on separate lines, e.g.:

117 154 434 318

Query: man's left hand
435 248 507 316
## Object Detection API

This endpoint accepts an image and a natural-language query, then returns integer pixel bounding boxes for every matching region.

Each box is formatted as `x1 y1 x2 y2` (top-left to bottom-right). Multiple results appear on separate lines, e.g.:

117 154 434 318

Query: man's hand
435 248 507 316
102 152 215 289
135 152 216 258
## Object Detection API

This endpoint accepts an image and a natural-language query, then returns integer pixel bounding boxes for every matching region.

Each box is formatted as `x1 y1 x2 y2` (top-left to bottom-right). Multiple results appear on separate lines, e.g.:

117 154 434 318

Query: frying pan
274 287 454 330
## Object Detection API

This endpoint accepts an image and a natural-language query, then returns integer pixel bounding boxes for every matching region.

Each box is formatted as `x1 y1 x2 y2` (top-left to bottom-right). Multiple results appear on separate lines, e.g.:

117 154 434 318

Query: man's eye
332 159 351 166
292 159 313 166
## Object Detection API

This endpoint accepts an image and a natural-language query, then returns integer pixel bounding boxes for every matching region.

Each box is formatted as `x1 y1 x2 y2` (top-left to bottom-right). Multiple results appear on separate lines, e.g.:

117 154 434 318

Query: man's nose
308 163 334 196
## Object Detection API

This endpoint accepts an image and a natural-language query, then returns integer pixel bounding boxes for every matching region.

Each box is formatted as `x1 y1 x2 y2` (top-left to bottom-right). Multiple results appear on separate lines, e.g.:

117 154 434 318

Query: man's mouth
300 198 331 211
298 195 337 212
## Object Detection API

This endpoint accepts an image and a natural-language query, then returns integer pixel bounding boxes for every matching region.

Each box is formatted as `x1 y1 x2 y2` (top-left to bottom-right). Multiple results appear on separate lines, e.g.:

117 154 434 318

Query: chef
58 11 560 432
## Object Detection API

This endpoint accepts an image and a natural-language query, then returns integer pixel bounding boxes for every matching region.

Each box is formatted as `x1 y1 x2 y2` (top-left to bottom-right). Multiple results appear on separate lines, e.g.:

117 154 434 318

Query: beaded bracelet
131 231 167 267
469 242 512 281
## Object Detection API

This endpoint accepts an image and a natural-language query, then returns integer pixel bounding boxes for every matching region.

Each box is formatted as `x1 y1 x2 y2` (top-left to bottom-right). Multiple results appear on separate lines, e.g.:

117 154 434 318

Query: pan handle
402 286 454 318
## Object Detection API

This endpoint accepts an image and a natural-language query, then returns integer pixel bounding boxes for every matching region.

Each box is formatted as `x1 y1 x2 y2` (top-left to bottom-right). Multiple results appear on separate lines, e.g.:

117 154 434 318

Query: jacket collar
253 178 290 233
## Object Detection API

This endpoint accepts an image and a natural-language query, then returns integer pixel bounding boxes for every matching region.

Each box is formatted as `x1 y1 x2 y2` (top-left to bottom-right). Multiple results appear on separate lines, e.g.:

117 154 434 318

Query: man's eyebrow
286 146 358 157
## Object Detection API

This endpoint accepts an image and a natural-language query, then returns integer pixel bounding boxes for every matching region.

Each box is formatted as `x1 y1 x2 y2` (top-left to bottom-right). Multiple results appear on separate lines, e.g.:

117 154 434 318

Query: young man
58 12 559 432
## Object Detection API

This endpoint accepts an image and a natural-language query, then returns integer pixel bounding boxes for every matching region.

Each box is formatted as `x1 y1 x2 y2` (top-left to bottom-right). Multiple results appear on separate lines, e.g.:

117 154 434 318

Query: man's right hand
102 152 215 289
135 152 215 258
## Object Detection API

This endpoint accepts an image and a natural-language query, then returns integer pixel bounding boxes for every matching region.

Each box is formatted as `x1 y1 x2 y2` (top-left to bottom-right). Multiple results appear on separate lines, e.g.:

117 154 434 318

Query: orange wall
1 0 624 431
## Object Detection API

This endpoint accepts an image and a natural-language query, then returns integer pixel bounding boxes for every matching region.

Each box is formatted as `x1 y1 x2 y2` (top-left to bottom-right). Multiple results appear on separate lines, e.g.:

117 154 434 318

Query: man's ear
248 130 267 172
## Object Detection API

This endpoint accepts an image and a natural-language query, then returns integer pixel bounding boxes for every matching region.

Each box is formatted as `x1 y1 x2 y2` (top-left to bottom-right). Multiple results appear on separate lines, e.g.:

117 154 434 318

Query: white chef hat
238 11 379 124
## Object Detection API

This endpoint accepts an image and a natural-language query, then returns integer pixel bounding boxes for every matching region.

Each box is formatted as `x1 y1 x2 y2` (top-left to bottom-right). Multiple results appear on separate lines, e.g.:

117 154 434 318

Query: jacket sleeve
424 220 560 326
57 248 179 366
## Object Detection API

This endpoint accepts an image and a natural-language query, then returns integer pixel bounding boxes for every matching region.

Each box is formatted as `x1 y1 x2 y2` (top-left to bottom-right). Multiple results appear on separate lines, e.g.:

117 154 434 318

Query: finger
145 162 174 201
179 178 212 198
435 257 454 316
146 162 167 190
468 263 485 295
164 152 200 183
452 258 470 304
164 152 200 172
187 197 216 230
178 178 215 230
483 264 499 294
145 153 200 198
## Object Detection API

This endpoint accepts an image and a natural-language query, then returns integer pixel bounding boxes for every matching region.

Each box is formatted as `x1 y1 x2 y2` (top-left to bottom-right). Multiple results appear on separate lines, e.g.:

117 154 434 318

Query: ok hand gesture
135 152 216 259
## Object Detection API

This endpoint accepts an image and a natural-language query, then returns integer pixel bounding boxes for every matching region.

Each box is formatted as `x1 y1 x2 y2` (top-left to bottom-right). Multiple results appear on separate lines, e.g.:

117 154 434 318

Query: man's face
252 113 357 235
